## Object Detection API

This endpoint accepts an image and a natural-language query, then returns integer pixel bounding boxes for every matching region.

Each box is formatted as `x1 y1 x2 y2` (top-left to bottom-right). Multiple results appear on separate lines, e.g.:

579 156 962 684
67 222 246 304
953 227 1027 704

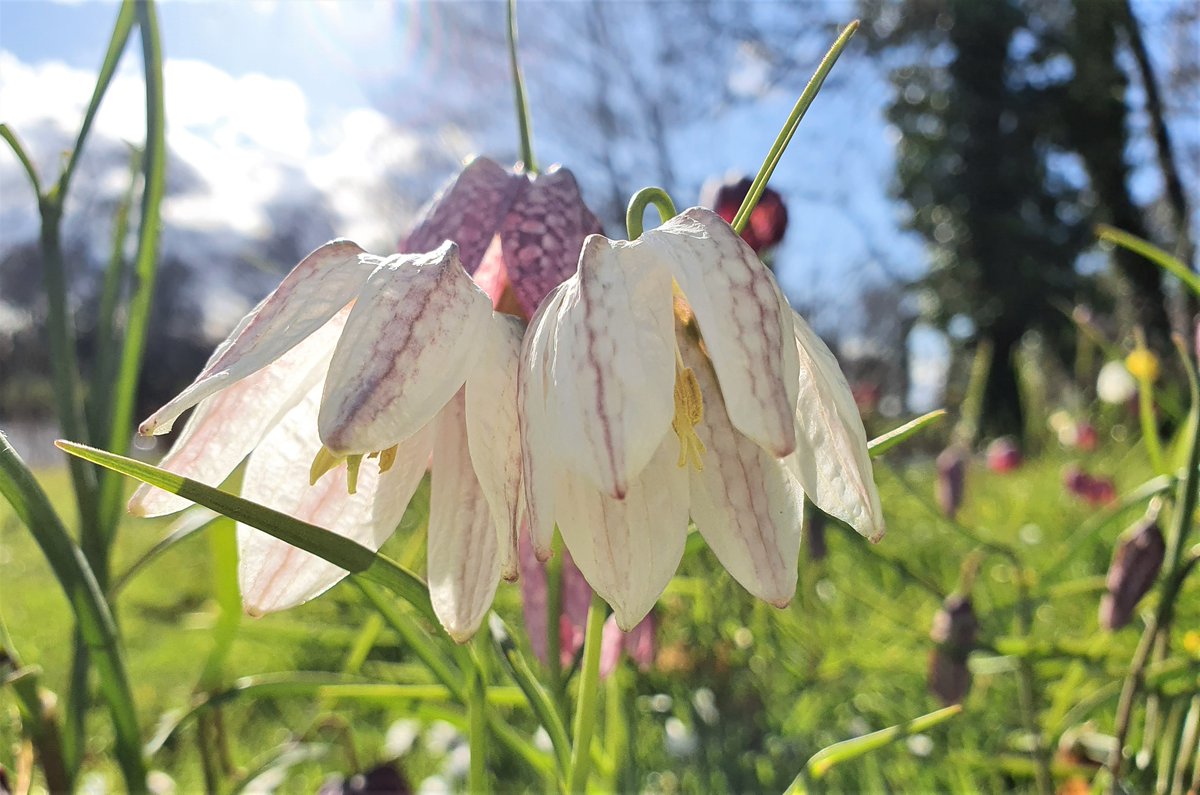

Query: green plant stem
546 535 565 709
626 187 678 239
467 640 490 794
1014 575 1053 795
731 20 858 233
507 0 536 173
566 593 607 793
1097 224 1200 296
0 433 146 791
98 0 167 545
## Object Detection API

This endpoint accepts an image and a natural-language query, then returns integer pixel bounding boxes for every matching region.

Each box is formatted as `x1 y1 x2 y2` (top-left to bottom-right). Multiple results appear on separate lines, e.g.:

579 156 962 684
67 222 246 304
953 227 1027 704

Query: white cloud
0 49 423 248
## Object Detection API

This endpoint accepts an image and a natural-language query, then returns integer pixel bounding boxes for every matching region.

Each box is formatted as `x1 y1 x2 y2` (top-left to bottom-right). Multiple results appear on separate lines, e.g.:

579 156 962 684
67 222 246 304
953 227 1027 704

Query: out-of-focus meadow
1 0 1198 793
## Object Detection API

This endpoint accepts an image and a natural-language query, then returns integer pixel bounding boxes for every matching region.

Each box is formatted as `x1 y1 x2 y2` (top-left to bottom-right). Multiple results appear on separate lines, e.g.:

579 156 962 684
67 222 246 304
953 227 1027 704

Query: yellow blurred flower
1125 347 1159 383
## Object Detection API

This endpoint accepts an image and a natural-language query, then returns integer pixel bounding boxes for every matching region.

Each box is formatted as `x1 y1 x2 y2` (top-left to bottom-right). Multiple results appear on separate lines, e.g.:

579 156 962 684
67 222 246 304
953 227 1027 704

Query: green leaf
868 409 947 458
489 613 572 772
0 433 147 791
97 0 169 542
55 440 437 623
1096 224 1200 296
0 124 44 198
786 704 962 792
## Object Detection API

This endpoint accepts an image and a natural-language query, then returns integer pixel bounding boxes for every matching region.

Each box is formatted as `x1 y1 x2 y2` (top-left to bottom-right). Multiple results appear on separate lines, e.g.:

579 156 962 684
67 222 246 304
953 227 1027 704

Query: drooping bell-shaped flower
130 157 601 642
519 207 883 629
1099 512 1164 630
702 174 788 255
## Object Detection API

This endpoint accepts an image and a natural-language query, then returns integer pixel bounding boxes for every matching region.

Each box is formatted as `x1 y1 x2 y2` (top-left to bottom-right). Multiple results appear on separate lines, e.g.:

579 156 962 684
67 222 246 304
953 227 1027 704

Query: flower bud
1063 466 1116 506
986 436 1022 473
1097 360 1137 405
702 175 788 254
1125 347 1160 383
928 594 977 705
935 447 967 518
1099 515 1165 630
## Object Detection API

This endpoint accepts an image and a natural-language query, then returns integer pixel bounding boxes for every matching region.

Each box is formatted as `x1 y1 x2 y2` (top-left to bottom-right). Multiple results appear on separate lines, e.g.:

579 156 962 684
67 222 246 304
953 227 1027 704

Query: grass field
2 433 1197 792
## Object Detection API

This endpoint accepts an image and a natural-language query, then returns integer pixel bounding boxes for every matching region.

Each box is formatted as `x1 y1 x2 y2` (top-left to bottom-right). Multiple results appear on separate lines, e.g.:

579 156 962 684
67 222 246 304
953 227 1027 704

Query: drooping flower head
130 157 601 641
1099 511 1165 630
702 174 788 255
520 207 884 629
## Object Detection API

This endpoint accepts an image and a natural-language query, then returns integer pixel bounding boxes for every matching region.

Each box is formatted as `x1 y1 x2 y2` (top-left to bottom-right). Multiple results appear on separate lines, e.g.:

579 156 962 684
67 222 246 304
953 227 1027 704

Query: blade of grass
0 433 146 791
196 517 241 690
489 613 571 773
868 409 946 458
97 0 168 546
1097 224 1200 296
0 124 44 197
56 440 437 623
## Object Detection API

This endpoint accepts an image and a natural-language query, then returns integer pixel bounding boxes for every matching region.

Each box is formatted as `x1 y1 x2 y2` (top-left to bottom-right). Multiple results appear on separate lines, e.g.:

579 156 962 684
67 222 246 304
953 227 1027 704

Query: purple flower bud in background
935 447 967 519
928 594 977 705
318 762 411 795
985 436 1022 473
805 501 828 562
1063 466 1117 506
701 174 788 255
1099 514 1165 630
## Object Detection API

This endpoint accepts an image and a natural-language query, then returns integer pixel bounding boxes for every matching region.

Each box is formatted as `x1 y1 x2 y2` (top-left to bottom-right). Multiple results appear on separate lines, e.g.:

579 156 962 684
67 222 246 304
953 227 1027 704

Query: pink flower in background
1063 466 1117 506
702 175 788 255
985 437 1022 473
517 535 655 679
1073 422 1098 452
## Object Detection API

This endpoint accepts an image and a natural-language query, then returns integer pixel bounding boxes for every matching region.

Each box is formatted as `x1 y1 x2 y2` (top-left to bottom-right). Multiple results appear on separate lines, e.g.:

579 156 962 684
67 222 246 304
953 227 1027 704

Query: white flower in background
131 239 523 641
1097 360 1137 405
519 207 884 630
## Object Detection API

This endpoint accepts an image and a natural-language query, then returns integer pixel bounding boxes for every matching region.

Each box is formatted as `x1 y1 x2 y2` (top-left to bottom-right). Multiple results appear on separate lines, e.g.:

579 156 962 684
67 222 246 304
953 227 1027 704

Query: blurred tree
865 0 1190 438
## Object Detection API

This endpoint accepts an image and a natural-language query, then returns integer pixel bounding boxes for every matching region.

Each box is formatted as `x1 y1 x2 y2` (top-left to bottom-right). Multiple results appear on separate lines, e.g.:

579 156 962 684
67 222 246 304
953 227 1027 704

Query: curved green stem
566 593 607 793
466 641 490 794
626 187 677 239
731 20 859 234
507 0 536 173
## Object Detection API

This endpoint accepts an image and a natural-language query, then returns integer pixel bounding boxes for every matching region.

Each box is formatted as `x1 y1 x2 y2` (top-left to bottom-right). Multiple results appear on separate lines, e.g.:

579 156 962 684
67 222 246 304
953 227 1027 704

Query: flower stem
546 534 565 708
467 639 490 794
566 593 607 793
731 19 859 234
506 0 537 174
626 187 677 239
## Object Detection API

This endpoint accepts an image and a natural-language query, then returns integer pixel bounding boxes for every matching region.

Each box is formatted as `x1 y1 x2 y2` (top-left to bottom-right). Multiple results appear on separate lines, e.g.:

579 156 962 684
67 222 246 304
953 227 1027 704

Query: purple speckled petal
500 166 603 317
402 157 524 274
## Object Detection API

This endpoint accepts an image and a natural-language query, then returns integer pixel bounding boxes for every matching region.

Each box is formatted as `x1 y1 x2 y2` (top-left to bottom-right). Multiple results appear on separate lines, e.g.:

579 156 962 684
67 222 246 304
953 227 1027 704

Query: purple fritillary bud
1099 516 1165 630
703 175 788 254
986 436 1022 473
517 531 593 668
599 616 624 680
401 157 522 274
1064 466 1117 506
499 166 604 318
928 594 977 704
318 762 412 795
935 447 967 519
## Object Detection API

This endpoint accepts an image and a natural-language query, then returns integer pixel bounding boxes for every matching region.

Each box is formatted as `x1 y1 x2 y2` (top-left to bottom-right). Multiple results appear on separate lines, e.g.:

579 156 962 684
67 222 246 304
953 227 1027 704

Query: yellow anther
377 445 398 474
345 454 363 495
671 361 706 471
309 446 343 486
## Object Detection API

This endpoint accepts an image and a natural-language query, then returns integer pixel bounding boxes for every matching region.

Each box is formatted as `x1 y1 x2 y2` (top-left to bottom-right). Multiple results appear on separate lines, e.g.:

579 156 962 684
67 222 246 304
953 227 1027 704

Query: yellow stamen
309 446 343 486
377 445 398 474
671 354 706 471
345 454 363 495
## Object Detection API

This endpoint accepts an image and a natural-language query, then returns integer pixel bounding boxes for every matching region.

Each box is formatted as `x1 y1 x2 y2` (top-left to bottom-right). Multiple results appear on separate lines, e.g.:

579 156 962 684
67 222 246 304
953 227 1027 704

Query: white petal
465 313 525 581
319 242 493 455
428 391 502 642
681 332 802 606
785 311 885 541
238 385 432 615
128 313 346 517
645 208 799 457
548 235 676 498
519 285 567 559
554 432 689 630
140 240 374 435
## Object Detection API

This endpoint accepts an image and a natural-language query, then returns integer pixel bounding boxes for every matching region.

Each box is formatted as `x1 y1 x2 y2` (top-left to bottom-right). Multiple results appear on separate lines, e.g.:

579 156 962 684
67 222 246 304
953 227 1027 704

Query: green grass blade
56 440 436 622
0 124 44 197
795 704 962 787
0 433 147 791
868 409 947 458
1097 224 1200 296
97 0 168 544
489 613 571 772
196 517 242 689
89 146 140 441
52 0 137 202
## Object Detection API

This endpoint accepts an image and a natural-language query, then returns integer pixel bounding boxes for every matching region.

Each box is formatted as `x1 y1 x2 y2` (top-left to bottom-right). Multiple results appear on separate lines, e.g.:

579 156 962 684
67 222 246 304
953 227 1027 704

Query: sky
8 0 1185 413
